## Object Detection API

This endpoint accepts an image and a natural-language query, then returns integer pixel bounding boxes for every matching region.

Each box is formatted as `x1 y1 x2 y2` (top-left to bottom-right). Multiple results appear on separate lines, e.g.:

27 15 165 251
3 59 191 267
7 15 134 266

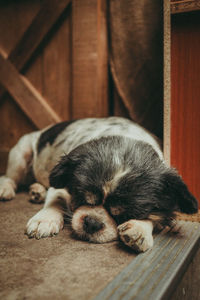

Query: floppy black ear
162 169 198 214
49 155 77 188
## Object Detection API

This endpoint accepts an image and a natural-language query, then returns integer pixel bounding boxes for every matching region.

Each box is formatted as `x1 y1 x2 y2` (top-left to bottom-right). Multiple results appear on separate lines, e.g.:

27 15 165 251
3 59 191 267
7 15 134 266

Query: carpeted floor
0 193 135 300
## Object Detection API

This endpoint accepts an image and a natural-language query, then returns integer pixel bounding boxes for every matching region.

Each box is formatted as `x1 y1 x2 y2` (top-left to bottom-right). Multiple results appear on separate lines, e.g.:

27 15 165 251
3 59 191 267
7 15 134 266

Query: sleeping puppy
0 117 198 252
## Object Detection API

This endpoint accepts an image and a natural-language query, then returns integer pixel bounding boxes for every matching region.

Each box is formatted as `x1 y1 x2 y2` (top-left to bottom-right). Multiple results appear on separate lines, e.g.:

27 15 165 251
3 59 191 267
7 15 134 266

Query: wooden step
95 221 200 300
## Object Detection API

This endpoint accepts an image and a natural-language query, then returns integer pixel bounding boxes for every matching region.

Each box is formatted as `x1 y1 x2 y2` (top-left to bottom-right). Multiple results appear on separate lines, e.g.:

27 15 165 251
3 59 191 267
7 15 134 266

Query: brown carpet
0 193 135 300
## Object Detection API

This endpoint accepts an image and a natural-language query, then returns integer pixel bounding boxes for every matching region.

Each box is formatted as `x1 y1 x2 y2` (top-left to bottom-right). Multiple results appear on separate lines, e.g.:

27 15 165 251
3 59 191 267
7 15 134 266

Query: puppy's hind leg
26 187 71 239
0 132 37 201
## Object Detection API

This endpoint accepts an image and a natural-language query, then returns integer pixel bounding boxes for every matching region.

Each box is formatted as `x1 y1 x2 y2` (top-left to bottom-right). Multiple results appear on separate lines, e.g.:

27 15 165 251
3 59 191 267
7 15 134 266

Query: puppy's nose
83 216 104 234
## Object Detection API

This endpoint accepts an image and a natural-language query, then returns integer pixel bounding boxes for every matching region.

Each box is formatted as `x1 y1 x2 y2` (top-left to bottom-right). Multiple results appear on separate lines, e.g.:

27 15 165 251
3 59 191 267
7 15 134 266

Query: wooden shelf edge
171 0 200 14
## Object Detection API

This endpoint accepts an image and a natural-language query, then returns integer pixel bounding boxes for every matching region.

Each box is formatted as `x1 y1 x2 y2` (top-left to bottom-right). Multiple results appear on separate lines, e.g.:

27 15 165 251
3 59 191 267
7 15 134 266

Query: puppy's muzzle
71 205 118 243
83 216 104 234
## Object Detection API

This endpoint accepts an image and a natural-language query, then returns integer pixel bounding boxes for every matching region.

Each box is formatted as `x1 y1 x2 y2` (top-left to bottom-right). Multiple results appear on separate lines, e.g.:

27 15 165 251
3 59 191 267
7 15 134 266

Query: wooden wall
1 0 199 208
0 0 111 174
171 10 200 202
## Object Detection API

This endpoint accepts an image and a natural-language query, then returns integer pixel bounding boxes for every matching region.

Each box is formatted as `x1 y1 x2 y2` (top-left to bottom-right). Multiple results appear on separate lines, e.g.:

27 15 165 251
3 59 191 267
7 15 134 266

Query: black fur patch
37 120 75 154
50 136 198 223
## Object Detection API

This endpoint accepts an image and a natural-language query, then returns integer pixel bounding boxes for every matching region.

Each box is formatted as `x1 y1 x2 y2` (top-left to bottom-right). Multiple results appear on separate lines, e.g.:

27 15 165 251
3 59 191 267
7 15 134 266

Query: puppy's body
0 117 198 252
32 117 163 187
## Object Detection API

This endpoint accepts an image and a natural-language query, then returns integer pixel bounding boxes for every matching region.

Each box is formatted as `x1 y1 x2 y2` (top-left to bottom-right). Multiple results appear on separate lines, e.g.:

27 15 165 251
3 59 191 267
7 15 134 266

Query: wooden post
72 0 108 119
164 0 171 165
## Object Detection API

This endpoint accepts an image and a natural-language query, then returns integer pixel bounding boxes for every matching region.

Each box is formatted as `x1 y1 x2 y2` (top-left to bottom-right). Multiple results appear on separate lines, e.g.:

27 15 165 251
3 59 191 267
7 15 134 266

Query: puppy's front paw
25 208 63 239
29 183 46 204
0 177 16 201
118 220 153 253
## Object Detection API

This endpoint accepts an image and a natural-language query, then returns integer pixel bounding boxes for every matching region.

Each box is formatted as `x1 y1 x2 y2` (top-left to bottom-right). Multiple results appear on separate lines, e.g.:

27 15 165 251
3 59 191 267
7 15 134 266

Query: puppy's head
50 136 198 243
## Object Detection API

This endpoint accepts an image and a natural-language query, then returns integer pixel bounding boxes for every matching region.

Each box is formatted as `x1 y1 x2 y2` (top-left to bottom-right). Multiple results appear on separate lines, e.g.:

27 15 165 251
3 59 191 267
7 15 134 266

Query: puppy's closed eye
110 206 125 216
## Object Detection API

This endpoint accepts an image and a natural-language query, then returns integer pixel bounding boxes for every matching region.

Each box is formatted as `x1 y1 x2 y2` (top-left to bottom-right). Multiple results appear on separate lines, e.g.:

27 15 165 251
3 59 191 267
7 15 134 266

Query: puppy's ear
162 169 198 214
49 155 77 188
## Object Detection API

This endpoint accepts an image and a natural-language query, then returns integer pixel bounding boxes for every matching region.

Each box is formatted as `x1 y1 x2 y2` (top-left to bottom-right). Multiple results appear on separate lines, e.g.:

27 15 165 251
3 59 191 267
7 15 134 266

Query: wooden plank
95 221 200 300
171 0 200 14
72 0 108 118
0 0 71 100
171 12 200 203
164 0 171 165
0 95 36 151
42 8 72 120
0 1 40 55
0 2 40 173
0 53 61 129
171 248 200 300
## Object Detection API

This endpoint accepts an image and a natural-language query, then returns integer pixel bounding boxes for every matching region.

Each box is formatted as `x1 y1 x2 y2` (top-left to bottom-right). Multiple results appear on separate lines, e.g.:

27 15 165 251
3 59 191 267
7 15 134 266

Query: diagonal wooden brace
0 52 61 129
0 0 71 100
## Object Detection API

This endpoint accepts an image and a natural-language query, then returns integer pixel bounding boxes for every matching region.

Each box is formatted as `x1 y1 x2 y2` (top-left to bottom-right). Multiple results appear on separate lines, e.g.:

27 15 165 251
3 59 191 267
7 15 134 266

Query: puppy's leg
29 183 47 204
118 220 154 253
26 187 71 239
0 133 36 201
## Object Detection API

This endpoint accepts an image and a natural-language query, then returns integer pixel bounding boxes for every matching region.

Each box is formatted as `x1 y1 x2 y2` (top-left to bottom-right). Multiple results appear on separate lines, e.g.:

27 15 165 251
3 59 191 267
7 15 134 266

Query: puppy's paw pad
29 183 46 204
26 209 63 239
118 220 153 253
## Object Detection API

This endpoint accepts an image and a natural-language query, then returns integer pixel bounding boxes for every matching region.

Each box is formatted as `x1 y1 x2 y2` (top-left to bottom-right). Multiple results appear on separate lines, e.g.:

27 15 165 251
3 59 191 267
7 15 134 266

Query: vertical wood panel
164 0 171 164
72 0 108 118
171 11 200 202
42 8 72 120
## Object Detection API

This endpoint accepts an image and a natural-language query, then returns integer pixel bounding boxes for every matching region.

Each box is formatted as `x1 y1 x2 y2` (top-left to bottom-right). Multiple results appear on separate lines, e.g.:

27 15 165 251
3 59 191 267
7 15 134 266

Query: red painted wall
171 11 200 203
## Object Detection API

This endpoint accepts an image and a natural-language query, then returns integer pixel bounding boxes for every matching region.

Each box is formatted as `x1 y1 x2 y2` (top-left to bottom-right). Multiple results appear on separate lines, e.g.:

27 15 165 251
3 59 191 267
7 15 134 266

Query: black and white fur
0 117 198 252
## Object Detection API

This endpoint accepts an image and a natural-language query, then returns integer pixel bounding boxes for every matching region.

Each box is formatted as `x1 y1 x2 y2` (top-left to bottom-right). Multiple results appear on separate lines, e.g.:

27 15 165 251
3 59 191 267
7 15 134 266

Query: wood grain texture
0 0 71 100
0 1 72 173
171 0 200 14
9 0 71 68
164 0 171 164
0 0 40 55
95 221 200 300
171 248 200 300
0 53 61 128
171 11 200 202
0 1 40 174
72 0 108 118
42 7 72 120
0 96 36 174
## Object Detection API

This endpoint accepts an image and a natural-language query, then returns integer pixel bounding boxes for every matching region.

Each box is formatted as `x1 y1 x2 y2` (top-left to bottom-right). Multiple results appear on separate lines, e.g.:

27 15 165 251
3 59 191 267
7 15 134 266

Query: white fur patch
44 187 71 208
118 220 154 252
0 176 16 200
29 183 46 203
26 187 71 239
71 205 118 243
26 207 64 239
